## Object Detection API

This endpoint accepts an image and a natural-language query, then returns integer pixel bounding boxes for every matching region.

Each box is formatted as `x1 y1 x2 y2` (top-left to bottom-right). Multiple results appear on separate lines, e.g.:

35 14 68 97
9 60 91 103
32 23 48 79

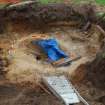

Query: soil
0 9 105 105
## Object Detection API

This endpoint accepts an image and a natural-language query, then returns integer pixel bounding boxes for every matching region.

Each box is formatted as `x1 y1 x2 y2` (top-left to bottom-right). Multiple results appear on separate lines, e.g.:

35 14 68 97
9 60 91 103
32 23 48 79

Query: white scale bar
43 76 80 105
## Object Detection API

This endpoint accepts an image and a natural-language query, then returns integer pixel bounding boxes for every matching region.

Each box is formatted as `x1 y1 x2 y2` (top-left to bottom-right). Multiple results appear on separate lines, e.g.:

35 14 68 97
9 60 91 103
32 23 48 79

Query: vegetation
39 0 64 4
96 0 105 5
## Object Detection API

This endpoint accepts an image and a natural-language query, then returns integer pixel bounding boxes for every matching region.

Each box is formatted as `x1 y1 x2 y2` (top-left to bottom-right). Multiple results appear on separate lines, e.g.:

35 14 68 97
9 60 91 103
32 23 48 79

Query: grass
0 0 105 8
96 0 105 5
39 0 64 4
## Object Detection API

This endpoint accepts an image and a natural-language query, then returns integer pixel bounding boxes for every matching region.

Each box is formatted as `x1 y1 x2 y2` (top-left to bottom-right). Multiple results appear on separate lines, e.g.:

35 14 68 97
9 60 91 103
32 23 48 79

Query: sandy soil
0 22 104 105
5 28 93 83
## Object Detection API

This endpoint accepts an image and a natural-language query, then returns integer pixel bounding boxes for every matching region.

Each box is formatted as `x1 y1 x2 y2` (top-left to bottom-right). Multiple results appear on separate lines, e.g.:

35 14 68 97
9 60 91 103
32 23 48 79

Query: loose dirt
6 26 97 84
0 21 104 105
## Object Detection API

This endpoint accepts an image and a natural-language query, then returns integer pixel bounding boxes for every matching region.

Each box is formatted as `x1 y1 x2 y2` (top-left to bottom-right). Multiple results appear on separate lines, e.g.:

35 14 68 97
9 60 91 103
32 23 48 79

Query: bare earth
0 21 105 105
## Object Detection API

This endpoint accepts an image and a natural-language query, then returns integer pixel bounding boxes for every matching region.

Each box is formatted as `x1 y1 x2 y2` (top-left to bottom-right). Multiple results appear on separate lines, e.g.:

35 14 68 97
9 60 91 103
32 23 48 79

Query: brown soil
0 14 105 105
0 83 62 105
87 52 105 89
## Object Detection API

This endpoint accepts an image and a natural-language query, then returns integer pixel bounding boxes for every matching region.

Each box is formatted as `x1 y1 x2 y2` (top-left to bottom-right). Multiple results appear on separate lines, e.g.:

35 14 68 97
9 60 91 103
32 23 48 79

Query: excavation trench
2 22 99 84
0 21 103 105
0 3 105 105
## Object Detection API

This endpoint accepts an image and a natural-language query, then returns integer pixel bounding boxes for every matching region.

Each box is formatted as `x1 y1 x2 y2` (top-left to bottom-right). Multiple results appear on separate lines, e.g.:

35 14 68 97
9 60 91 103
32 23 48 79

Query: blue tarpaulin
32 38 68 62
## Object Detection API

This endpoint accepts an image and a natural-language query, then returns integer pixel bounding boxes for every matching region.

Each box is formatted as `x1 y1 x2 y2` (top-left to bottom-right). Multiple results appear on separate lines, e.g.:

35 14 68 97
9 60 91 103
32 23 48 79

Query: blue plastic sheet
32 38 68 62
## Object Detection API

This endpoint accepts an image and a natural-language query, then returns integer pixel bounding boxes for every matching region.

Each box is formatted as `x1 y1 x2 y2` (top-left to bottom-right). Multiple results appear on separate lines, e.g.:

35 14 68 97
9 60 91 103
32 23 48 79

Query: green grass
39 0 64 4
96 0 105 5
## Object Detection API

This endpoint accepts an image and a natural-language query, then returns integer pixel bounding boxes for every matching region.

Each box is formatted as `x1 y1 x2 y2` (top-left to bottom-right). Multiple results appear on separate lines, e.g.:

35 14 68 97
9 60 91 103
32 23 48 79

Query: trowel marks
6 30 99 85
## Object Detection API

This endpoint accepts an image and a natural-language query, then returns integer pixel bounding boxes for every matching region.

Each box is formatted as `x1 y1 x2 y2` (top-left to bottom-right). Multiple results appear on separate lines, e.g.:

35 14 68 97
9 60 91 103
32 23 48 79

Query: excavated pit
0 3 105 105
0 21 104 105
